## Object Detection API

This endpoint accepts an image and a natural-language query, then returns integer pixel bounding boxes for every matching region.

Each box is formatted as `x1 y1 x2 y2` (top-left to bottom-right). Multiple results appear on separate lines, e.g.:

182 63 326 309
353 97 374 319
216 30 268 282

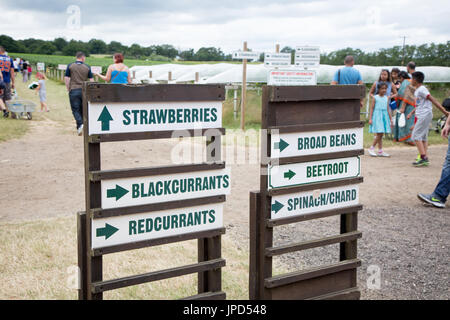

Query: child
368 83 393 157
408 72 449 166
35 72 48 112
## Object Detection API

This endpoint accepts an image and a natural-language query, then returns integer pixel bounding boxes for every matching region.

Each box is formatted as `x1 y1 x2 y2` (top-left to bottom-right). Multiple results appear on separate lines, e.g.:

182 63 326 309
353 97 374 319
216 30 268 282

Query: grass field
9 52 244 74
0 216 249 299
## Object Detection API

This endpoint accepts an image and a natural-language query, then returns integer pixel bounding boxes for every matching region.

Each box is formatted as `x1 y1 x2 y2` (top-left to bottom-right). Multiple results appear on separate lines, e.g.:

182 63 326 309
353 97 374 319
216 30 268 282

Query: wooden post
132 71 136 79
149 71 152 78
241 41 248 131
168 71 172 82
275 44 280 53
195 72 199 83
233 89 238 120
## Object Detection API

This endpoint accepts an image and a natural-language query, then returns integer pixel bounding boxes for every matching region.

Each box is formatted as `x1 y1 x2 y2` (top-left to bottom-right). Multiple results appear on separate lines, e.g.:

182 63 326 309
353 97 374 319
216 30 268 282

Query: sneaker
77 124 84 136
417 193 445 208
3 110 9 118
368 147 377 157
377 150 390 157
413 159 429 167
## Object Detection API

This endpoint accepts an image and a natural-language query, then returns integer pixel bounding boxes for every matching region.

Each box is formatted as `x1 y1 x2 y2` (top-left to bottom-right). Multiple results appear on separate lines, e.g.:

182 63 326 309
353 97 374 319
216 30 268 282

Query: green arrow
274 139 289 152
284 169 296 180
97 106 113 131
271 200 284 214
107 184 129 201
96 223 119 240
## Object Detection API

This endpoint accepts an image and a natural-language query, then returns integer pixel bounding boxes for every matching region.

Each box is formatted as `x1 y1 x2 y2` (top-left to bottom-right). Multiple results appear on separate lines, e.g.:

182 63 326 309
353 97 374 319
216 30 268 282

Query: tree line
1 34 448 66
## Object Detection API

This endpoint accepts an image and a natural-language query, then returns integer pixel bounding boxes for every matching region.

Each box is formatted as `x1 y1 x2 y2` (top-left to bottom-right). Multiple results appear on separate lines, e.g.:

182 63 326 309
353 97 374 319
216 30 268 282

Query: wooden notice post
79 83 229 300
241 41 247 131
249 85 365 300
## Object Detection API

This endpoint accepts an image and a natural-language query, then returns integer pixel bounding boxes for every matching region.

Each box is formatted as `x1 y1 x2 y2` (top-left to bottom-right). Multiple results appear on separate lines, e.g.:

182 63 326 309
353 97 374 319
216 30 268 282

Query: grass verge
0 216 249 300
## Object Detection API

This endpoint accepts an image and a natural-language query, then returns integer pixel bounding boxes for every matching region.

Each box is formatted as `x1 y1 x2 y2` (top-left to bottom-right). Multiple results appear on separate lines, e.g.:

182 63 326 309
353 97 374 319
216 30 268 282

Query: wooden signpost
232 42 260 130
79 83 228 300
249 85 365 300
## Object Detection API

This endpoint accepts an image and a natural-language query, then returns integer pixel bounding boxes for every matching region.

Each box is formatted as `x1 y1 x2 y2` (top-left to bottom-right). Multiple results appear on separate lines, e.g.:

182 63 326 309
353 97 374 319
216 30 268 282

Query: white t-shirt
414 85 432 117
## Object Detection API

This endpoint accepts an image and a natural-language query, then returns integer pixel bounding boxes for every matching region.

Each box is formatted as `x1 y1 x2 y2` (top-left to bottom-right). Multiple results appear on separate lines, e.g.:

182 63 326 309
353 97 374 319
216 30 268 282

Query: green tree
88 39 107 54
53 37 68 51
179 49 194 61
62 40 90 57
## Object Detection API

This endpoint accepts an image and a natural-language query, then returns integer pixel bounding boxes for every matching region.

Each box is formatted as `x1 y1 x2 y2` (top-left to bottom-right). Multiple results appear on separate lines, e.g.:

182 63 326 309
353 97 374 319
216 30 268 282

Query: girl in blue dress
368 83 393 157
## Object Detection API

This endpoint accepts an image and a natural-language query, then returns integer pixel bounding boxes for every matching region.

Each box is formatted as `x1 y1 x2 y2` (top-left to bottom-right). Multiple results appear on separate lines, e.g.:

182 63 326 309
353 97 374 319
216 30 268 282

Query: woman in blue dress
368 83 393 157
95 53 131 84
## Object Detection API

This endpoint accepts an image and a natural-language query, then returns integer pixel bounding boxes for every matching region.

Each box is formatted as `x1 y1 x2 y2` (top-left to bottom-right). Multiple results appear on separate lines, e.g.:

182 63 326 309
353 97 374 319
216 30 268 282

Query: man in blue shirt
0 46 15 117
331 55 363 85
331 55 364 108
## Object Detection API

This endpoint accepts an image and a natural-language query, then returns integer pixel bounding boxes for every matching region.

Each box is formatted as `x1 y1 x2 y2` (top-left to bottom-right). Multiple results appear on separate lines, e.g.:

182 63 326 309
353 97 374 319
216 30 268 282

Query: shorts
0 82 11 102
411 113 433 141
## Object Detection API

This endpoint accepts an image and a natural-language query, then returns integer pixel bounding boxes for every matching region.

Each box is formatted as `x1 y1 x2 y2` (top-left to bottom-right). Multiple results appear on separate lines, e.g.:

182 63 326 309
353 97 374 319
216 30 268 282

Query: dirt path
0 118 447 222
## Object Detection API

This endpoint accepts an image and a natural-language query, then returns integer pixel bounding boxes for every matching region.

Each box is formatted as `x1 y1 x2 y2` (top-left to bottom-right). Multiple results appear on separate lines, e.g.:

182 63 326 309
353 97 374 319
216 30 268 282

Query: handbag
398 112 406 128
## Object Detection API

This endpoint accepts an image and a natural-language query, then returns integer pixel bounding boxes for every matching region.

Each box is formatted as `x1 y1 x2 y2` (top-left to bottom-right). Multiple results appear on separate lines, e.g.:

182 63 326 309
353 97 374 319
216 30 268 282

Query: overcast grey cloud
0 0 449 53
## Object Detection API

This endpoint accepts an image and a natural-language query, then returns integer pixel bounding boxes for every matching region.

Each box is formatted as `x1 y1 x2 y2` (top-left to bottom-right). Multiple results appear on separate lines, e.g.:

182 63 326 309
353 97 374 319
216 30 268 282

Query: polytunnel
129 63 450 84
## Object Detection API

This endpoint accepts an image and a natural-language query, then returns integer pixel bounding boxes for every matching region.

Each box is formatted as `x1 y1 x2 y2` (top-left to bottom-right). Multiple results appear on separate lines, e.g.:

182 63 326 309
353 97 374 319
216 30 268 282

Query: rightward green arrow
271 200 284 214
97 106 113 131
284 169 296 180
274 139 289 152
96 223 119 240
106 184 129 201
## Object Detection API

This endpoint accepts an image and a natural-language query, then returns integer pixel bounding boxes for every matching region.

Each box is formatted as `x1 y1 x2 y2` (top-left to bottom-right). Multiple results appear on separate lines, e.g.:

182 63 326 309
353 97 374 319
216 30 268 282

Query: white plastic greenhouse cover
130 63 450 84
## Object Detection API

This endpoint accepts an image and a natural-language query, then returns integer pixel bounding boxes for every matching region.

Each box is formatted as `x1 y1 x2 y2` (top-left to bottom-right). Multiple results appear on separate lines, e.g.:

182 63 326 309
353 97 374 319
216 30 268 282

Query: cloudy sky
1 0 449 54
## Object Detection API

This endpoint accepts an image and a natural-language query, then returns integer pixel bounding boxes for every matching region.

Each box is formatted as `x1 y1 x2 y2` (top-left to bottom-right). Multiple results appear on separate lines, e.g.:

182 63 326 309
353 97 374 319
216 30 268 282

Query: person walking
64 52 94 136
418 115 450 208
409 71 449 166
22 60 28 82
407 61 416 79
34 72 48 112
95 53 131 84
0 46 15 117
27 63 32 81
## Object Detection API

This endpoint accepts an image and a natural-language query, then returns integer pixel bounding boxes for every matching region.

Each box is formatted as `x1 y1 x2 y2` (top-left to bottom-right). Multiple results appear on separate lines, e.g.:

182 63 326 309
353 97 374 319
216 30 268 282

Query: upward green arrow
107 184 129 201
96 223 119 240
274 139 289 152
271 200 284 214
97 106 113 131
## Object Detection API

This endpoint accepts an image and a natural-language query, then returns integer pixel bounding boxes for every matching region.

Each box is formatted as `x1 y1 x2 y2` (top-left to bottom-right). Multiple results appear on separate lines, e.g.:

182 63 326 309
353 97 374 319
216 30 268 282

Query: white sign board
271 128 364 158
264 52 291 67
295 53 321 61
92 203 223 249
294 60 320 69
268 157 360 190
91 66 102 74
101 167 231 209
37 62 45 71
271 184 360 219
294 46 320 69
268 70 316 86
232 51 260 60
58 64 67 70
295 46 320 55
88 101 223 135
